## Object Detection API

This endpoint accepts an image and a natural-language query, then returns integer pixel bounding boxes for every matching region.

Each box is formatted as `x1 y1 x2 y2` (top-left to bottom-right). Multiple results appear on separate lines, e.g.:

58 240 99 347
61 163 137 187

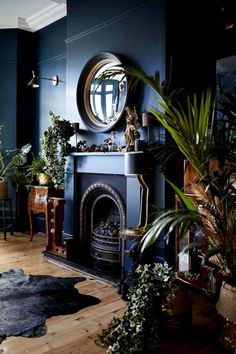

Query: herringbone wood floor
0 232 126 354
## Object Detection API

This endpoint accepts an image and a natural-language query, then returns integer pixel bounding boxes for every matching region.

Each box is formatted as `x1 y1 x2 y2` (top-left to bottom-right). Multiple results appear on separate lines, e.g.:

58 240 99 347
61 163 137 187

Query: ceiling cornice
25 2 66 32
0 1 66 32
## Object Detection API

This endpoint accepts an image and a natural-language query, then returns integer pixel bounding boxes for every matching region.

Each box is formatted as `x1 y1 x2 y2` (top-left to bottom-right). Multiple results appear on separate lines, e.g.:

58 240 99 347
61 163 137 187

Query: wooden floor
0 232 126 354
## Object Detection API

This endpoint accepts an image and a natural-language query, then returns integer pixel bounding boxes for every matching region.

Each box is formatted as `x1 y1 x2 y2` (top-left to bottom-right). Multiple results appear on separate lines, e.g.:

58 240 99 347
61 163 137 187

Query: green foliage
150 89 214 178
41 111 74 189
25 156 46 183
0 125 31 180
98 262 176 353
105 64 236 282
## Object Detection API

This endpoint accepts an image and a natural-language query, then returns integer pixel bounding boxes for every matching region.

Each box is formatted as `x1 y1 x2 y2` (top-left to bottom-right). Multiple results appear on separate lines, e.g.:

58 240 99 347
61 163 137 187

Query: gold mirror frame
77 52 127 133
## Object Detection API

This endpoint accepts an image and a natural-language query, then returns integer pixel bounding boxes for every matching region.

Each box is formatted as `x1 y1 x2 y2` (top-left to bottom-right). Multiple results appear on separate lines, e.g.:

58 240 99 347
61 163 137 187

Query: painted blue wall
0 29 34 208
65 0 166 146
0 30 17 153
32 18 67 154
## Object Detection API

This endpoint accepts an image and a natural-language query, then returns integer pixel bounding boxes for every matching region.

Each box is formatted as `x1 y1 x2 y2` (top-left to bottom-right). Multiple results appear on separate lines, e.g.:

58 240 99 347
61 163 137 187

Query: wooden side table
27 186 63 241
0 198 14 240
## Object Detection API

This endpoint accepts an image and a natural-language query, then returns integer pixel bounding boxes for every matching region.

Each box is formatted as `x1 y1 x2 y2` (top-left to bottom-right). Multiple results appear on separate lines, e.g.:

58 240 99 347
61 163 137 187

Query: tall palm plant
101 64 236 283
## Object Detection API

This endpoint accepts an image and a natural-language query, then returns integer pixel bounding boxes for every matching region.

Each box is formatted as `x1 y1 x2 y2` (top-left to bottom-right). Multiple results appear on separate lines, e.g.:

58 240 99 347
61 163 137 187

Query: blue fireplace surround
59 151 164 287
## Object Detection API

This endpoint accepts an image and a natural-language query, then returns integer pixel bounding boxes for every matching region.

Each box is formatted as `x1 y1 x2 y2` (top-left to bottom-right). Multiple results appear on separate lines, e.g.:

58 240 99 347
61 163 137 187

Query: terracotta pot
0 177 8 199
216 281 236 352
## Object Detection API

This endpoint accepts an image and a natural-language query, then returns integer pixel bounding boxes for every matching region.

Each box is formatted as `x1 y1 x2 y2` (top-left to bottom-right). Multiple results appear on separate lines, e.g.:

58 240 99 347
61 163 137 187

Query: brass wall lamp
27 70 59 88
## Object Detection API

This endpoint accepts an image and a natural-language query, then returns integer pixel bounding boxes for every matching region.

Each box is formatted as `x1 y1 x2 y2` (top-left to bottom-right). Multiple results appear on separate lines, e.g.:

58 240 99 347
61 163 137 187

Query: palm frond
140 208 201 254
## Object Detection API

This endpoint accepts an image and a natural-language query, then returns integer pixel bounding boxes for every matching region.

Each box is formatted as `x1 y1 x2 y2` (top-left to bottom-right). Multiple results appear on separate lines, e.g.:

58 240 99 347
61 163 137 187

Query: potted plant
97 262 192 353
101 64 236 351
0 125 31 198
26 155 52 186
41 111 74 190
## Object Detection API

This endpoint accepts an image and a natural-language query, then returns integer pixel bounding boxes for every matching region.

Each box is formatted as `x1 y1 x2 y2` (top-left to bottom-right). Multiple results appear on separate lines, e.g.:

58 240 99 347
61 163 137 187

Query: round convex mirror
77 52 127 133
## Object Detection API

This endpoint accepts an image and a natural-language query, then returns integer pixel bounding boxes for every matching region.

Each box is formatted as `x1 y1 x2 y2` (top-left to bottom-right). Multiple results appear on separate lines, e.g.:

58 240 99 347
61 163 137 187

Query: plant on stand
26 155 52 186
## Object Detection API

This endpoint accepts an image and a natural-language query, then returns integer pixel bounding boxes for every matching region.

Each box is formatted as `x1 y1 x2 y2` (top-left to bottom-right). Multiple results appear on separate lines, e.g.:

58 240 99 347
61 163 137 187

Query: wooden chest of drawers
28 186 63 241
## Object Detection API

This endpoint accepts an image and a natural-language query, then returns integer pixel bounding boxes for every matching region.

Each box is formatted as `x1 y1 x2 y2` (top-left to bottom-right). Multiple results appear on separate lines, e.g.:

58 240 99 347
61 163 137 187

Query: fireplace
45 151 160 287
80 182 126 274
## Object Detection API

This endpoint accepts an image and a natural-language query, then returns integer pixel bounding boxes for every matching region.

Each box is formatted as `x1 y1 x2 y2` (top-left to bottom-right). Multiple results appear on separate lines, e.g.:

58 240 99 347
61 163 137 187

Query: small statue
124 106 139 151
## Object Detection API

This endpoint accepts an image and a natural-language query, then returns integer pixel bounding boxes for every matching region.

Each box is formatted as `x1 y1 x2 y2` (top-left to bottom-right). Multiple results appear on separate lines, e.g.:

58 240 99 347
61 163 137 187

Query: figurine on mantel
124 106 140 151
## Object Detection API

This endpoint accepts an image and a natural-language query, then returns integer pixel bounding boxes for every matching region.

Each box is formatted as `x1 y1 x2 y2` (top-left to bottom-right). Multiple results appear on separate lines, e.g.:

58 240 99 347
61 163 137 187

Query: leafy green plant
0 125 31 180
25 156 47 184
101 64 236 284
98 262 177 353
41 111 74 189
101 64 214 178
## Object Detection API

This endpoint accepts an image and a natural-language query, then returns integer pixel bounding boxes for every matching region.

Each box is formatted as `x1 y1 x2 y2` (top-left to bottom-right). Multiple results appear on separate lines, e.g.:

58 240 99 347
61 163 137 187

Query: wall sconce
27 70 59 88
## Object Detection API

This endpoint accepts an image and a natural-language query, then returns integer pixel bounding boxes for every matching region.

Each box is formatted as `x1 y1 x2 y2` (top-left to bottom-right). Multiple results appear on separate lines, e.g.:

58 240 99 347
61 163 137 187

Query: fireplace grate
90 220 120 269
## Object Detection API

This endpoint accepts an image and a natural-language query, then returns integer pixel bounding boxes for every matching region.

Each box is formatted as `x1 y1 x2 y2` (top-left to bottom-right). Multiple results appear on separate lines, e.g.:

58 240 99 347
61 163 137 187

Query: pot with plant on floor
97 262 192 353
100 63 236 351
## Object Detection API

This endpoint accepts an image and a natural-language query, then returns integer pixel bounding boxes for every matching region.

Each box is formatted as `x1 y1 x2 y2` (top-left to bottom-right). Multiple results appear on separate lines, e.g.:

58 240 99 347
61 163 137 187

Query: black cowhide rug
0 268 100 343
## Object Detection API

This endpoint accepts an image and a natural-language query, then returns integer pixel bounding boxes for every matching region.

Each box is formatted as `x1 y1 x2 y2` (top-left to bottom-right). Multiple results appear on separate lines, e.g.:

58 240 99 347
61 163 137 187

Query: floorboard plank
0 233 126 354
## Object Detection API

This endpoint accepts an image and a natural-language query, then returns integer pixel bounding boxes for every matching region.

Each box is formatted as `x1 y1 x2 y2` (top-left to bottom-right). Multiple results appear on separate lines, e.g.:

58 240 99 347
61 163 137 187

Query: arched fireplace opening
80 183 126 278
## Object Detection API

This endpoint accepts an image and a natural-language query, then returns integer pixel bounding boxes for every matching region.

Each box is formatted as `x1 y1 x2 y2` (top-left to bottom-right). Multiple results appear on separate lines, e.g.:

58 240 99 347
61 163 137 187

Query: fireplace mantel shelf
66 151 154 176
70 151 146 156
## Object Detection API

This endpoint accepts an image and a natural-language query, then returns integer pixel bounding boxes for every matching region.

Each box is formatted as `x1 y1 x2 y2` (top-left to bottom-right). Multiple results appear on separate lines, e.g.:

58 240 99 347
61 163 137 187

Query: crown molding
26 2 67 32
0 2 66 32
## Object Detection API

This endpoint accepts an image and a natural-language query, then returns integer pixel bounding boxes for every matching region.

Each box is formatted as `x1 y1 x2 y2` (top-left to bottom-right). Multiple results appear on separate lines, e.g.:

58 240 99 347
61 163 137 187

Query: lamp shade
141 112 157 127
124 152 154 175
72 122 80 133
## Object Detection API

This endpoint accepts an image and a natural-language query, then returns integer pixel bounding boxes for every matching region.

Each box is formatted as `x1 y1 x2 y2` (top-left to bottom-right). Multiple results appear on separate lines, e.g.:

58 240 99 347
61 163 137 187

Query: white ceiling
0 0 67 32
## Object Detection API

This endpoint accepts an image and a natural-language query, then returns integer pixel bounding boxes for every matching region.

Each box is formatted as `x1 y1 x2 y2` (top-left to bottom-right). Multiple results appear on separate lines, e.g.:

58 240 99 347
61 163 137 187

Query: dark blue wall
0 30 17 152
32 18 67 154
28 0 166 153
0 29 34 205
65 0 166 146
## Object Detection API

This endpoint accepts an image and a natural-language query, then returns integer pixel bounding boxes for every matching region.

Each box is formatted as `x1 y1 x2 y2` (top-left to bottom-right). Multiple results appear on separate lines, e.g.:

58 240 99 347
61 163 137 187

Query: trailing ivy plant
97 262 177 354
41 111 74 189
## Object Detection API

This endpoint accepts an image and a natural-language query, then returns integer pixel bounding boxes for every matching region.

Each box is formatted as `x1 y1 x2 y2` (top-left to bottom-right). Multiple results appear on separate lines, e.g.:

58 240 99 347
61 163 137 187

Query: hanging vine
41 111 74 189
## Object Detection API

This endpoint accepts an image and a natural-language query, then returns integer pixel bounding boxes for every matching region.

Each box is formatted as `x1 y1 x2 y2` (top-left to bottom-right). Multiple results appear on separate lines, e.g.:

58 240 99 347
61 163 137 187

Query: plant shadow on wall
97 63 236 352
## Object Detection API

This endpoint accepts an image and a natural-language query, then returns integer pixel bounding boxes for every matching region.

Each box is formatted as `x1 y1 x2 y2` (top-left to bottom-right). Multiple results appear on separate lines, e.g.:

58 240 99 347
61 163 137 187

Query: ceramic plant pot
38 173 52 186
